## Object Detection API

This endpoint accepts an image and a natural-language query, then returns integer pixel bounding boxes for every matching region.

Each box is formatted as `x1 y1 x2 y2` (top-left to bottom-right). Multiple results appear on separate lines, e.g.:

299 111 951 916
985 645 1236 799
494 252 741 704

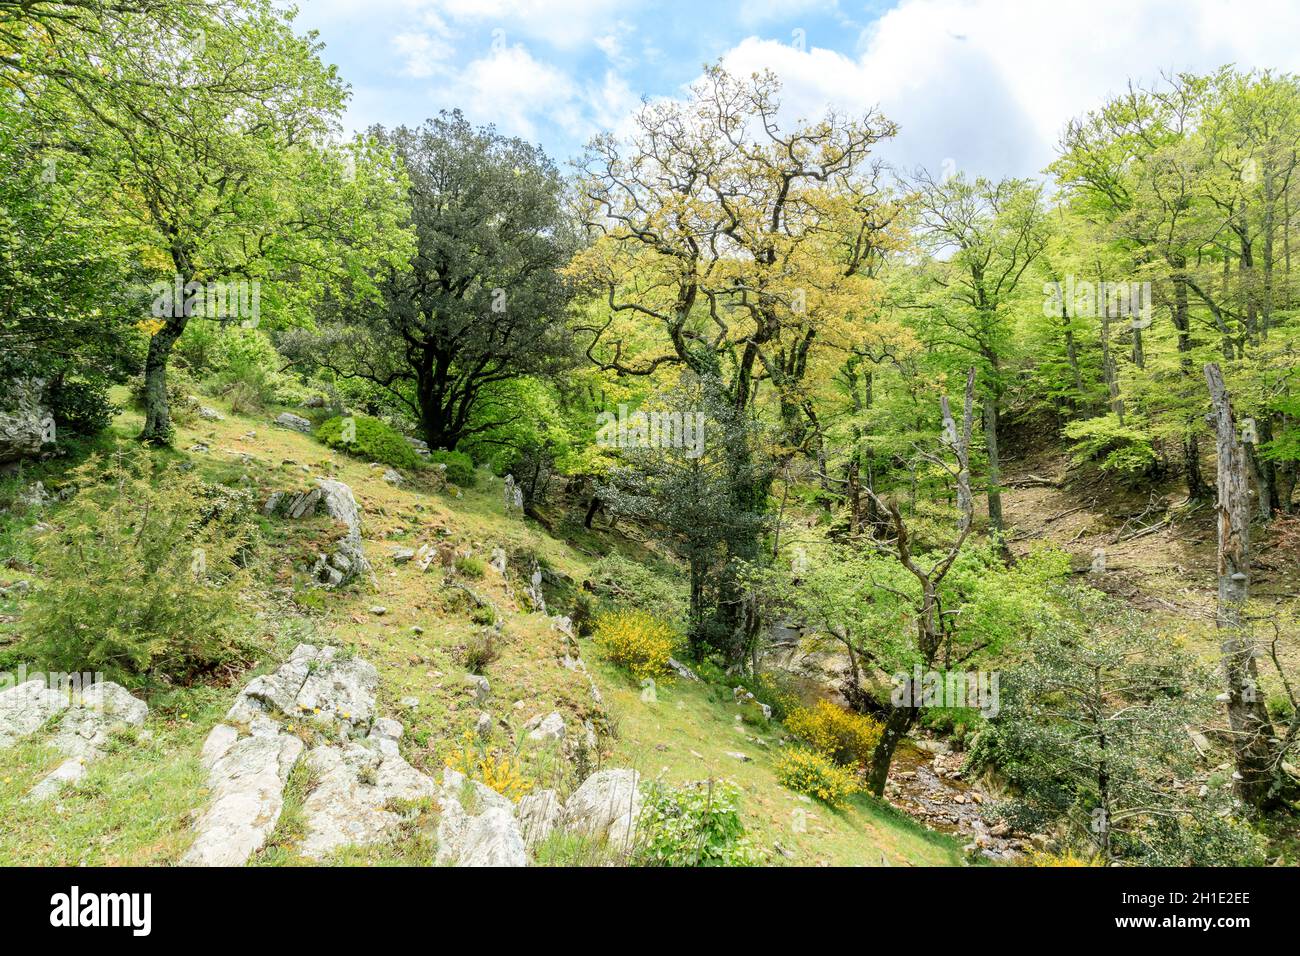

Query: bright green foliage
315 414 423 470
428 450 476 487
1063 415 1159 481
969 587 1266 866
21 454 256 685
634 781 757 867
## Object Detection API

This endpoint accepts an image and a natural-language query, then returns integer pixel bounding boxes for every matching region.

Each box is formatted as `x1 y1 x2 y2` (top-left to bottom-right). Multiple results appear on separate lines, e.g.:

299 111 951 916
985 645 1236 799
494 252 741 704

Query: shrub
20 453 253 685
1063 415 1158 482
592 609 679 681
773 748 861 806
634 781 757 867
458 632 499 673
444 732 533 802
428 449 476 487
785 699 884 766
47 378 118 436
455 555 486 578
586 553 688 629
315 414 423 470
570 592 595 637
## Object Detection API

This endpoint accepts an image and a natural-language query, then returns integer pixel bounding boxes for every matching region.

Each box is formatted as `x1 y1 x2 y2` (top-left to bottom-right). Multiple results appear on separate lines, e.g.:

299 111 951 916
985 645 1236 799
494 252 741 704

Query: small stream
885 740 1025 861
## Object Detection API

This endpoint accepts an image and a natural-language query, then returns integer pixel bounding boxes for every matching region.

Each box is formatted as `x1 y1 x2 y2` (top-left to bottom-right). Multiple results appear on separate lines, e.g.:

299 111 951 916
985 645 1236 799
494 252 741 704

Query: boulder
525 711 566 744
45 682 148 761
225 643 377 731
298 734 435 859
181 720 304 866
465 674 490 704
198 406 224 421
0 378 54 464
435 767 526 867
489 547 507 575
0 679 71 749
517 789 563 851
561 768 642 849
274 412 313 433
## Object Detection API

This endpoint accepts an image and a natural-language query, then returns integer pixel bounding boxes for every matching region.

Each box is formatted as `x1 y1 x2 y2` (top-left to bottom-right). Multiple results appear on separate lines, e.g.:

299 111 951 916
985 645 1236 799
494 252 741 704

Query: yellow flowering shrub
785 699 883 766
774 748 862 806
444 732 534 802
1024 850 1101 867
592 609 679 681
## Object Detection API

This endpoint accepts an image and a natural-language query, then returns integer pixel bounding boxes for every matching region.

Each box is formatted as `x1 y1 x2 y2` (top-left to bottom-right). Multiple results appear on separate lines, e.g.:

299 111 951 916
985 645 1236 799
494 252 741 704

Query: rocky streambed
884 739 1030 862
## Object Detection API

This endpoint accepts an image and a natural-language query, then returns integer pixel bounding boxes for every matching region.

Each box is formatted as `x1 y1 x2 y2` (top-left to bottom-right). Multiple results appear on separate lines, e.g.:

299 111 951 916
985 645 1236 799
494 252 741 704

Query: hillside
0 395 969 867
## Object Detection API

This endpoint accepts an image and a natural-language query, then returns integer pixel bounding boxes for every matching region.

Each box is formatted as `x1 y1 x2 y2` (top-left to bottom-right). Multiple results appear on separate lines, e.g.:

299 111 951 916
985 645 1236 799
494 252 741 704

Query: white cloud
707 0 1300 180
409 0 635 50
392 27 455 79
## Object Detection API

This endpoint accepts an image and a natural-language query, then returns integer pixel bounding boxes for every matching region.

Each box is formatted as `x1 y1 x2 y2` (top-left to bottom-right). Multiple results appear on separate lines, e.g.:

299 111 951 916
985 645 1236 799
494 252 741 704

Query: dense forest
1 0 1299 877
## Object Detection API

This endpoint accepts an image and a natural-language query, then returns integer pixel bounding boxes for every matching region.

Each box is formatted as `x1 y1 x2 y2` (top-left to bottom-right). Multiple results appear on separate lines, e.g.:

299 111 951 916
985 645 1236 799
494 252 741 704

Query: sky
292 0 1300 181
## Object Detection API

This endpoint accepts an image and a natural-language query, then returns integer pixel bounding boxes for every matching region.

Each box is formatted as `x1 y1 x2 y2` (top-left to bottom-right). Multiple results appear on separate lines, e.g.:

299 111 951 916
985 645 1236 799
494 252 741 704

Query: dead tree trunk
1204 362 1279 810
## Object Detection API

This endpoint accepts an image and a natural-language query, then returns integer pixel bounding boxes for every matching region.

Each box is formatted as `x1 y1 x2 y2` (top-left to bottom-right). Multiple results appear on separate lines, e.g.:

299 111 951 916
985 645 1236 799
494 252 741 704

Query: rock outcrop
560 768 642 849
264 479 370 587
184 643 416 866
0 679 149 801
274 412 313 433
0 378 55 464
435 768 527 867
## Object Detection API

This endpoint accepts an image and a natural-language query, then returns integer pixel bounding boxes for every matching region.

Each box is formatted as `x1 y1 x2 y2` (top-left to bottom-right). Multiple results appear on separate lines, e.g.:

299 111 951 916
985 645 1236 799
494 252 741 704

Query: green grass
586 654 968 867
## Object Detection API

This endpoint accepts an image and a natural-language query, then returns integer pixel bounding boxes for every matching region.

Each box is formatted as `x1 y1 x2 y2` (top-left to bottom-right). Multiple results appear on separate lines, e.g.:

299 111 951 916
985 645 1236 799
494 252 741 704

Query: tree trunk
867 704 919 797
983 399 1007 551
1204 362 1279 810
139 318 185 445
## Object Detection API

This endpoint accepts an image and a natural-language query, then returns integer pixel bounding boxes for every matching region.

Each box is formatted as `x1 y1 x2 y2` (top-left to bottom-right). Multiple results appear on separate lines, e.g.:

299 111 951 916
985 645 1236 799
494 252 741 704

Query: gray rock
15 481 52 509
465 674 490 704
489 547 507 575
517 789 563 851
475 711 494 741
525 711 566 744
382 468 403 486
392 547 416 564
225 643 377 730
435 768 526 867
299 738 435 859
561 768 642 849
668 657 701 682
274 412 313 433
26 757 86 801
0 679 71 749
45 682 148 761
181 722 304 866
0 378 55 464
502 475 523 515
198 406 225 421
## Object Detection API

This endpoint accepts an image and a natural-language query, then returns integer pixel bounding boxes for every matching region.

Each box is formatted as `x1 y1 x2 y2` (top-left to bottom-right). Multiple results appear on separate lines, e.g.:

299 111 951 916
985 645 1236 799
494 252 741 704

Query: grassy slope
0 395 965 867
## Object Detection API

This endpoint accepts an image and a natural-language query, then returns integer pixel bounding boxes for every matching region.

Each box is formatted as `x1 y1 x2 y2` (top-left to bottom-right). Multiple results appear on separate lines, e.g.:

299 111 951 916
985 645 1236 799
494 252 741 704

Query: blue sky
294 0 1300 181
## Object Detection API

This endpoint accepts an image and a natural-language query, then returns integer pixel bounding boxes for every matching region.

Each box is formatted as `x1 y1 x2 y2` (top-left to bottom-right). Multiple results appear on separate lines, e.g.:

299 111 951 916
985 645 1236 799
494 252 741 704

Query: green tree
26 0 410 443
288 112 577 452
